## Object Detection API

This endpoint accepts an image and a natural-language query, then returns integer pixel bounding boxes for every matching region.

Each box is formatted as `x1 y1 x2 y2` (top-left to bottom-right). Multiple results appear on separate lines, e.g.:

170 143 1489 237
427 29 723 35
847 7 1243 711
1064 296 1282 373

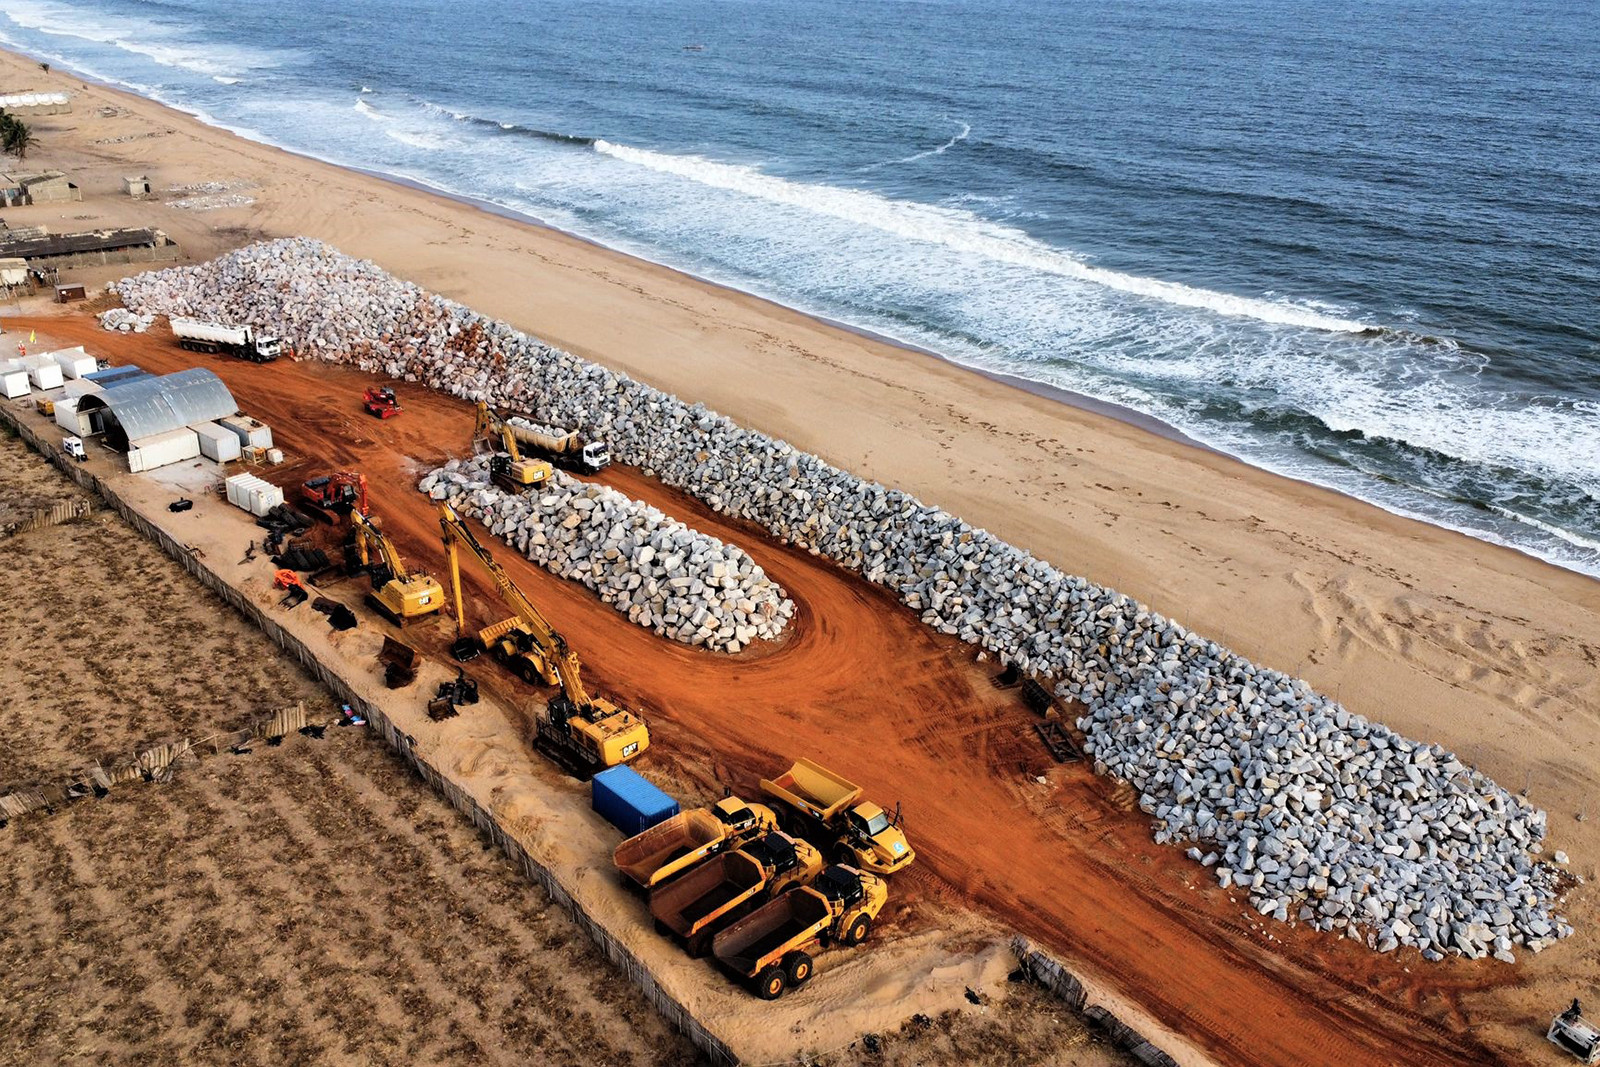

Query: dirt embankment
9 313 1541 1067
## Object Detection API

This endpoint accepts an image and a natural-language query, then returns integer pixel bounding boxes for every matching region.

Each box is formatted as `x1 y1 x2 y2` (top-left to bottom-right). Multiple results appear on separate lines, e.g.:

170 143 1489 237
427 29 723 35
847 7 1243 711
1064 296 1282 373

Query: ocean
4 0 1597 575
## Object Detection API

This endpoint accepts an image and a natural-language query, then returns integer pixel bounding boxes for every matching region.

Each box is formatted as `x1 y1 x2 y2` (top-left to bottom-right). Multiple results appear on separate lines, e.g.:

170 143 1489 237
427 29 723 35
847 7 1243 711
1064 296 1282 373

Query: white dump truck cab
253 334 283 360
582 440 610 471
63 435 87 461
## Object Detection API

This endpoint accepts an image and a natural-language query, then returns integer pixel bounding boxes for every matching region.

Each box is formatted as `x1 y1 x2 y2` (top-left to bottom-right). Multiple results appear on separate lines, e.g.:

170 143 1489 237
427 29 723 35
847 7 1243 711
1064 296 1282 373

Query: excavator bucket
379 635 420 688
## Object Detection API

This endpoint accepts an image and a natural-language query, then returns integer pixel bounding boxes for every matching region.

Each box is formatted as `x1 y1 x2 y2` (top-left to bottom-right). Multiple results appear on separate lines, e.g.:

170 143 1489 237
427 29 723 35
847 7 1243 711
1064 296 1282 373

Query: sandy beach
3 42 1598 1061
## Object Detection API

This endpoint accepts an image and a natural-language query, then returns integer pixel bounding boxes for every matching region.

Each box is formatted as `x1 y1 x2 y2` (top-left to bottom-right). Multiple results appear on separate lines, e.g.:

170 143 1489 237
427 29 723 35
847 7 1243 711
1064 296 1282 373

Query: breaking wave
593 139 1375 333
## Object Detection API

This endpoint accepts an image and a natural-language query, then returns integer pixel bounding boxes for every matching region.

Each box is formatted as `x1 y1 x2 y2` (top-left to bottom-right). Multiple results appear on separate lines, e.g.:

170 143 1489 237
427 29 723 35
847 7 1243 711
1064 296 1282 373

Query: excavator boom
473 402 554 491
350 511 409 581
437 502 646 767
348 509 443 624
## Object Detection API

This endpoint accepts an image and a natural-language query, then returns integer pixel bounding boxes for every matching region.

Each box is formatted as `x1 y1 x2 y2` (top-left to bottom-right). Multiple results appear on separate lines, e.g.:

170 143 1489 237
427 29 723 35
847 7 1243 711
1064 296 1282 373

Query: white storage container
224 472 256 510
190 421 243 463
127 428 201 473
266 447 284 465
50 347 97 380
217 414 273 450
53 395 81 432
248 481 284 517
23 357 62 391
225 472 282 515
0 364 29 399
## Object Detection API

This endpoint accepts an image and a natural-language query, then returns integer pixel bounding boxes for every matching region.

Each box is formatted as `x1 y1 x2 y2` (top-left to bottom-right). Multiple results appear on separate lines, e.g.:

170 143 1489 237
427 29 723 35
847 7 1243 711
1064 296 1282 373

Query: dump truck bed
760 758 862 821
712 888 831 975
650 851 765 938
613 810 725 887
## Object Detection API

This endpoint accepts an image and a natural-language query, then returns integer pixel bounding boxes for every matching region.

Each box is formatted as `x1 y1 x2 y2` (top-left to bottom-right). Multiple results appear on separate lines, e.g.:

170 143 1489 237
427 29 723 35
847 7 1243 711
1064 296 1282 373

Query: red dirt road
28 316 1520 1067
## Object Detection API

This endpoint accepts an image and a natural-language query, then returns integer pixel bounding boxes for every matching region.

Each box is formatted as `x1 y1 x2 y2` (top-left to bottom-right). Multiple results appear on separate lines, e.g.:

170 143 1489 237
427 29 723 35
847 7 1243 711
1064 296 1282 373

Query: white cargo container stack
50 347 97 380
21 355 62 391
0 360 29 399
189 421 242 463
217 413 272 450
126 428 200 473
224 472 283 516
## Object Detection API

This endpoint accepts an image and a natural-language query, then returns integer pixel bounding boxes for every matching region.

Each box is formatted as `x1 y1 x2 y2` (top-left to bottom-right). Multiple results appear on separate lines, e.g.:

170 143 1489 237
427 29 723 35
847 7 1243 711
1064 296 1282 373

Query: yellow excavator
437 502 649 770
473 401 556 493
348 510 445 625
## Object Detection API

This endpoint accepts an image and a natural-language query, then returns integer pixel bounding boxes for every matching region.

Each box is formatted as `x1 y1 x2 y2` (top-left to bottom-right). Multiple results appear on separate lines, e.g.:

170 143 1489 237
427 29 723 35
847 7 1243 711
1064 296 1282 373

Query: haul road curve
24 315 1517 1067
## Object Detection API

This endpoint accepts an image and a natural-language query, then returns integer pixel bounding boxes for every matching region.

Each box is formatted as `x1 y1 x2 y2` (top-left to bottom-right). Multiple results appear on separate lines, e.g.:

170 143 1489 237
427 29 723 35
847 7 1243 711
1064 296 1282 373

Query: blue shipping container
591 766 679 837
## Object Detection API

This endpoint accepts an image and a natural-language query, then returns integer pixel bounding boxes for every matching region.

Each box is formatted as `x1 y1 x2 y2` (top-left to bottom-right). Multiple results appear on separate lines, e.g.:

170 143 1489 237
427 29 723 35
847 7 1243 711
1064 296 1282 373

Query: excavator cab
303 472 368 519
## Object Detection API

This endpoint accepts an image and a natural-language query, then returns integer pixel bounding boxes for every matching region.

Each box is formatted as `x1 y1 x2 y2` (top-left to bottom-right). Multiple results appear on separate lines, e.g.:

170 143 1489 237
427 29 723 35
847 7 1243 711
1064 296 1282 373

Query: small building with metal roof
76 367 239 452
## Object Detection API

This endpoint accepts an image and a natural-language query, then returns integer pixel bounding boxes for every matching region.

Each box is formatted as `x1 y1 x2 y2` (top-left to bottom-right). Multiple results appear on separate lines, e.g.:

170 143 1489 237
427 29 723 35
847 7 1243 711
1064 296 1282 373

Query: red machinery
364 386 402 419
302 471 368 521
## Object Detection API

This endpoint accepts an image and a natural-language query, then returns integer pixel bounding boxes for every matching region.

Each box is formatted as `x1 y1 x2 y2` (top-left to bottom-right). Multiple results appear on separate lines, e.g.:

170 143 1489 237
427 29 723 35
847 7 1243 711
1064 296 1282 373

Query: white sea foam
3 0 282 78
593 138 1374 333
212 75 241 85
384 128 449 151
864 121 972 169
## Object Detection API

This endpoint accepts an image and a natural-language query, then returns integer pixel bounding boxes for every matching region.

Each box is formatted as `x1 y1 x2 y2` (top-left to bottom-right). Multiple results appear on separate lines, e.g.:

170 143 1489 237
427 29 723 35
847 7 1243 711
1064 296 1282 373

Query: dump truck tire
844 913 872 946
755 965 787 1000
783 951 814 986
686 931 712 959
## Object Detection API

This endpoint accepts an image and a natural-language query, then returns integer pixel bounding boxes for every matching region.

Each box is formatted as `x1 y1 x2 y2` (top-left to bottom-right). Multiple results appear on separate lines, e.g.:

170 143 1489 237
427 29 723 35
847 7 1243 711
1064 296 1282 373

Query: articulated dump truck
613 796 777 889
649 831 824 957
712 864 887 1000
760 758 915 875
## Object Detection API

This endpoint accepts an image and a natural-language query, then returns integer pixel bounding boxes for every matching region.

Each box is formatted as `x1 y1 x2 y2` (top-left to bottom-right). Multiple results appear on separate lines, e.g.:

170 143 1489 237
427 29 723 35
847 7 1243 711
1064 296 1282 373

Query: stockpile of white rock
421 457 791 653
97 307 154 332
111 239 1571 960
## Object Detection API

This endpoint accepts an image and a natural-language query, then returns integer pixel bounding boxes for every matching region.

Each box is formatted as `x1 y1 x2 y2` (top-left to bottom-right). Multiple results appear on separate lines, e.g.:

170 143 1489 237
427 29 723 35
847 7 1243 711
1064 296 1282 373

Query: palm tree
0 114 37 161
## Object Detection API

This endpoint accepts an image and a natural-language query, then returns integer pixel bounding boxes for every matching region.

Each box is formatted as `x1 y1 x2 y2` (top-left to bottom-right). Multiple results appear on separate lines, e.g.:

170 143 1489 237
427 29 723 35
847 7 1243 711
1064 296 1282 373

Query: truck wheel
755 965 787 1000
783 951 814 986
832 844 856 867
653 919 671 938
844 913 872 946
686 932 711 959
